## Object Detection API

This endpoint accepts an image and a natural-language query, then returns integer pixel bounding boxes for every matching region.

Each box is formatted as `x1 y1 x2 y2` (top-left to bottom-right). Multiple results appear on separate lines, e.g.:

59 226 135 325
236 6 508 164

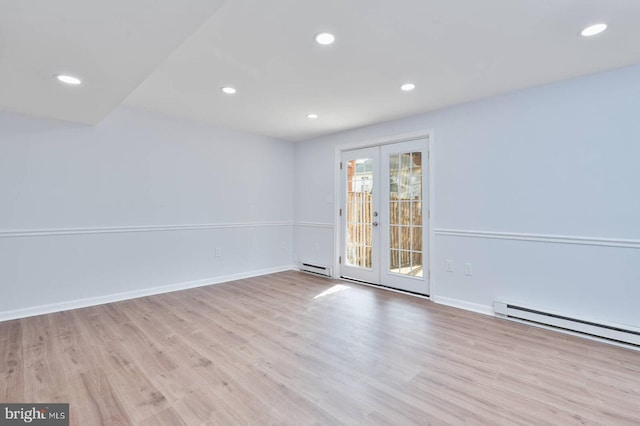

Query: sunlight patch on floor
313 284 350 299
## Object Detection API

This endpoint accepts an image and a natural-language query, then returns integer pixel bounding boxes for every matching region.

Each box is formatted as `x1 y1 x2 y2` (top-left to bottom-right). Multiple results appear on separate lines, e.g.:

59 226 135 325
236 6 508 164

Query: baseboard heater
494 301 640 347
298 262 332 278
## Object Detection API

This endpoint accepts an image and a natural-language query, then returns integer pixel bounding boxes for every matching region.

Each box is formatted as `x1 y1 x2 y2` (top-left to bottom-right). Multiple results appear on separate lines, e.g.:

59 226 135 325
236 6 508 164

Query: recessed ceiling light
401 83 416 91
307 113 318 119
315 32 335 45
580 23 607 37
221 86 237 94
56 74 82 85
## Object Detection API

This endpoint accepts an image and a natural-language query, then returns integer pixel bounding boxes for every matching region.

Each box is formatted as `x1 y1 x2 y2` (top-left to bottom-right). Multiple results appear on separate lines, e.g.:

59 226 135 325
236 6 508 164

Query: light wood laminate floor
1 271 639 425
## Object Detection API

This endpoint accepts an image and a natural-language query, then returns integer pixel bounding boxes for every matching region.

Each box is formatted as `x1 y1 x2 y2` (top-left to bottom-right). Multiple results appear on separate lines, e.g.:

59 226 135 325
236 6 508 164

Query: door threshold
339 276 430 300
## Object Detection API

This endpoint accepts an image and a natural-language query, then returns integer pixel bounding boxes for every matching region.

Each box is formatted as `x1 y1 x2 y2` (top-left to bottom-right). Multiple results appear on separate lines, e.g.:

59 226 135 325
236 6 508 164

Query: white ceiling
0 0 226 124
3 1 640 141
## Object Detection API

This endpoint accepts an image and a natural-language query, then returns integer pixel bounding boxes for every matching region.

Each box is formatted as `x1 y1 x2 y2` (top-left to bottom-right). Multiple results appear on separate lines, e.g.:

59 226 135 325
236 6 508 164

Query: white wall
4 64 640 328
294 64 640 328
0 107 295 319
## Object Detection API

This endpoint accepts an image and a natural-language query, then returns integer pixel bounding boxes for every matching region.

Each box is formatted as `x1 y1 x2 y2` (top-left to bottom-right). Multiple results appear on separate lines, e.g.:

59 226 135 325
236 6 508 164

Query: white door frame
332 130 436 297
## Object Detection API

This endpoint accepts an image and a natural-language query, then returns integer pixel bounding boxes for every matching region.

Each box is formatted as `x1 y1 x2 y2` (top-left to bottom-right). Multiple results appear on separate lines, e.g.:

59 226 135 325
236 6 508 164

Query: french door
340 139 429 295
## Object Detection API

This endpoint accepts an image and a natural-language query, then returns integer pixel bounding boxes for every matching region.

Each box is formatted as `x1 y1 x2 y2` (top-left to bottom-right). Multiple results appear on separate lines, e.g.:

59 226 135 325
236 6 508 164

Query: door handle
372 221 379 227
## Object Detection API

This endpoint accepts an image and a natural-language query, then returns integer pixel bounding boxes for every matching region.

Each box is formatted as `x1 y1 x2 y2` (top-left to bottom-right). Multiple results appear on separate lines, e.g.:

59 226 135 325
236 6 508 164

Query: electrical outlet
445 260 454 272
464 263 472 276
215 247 222 257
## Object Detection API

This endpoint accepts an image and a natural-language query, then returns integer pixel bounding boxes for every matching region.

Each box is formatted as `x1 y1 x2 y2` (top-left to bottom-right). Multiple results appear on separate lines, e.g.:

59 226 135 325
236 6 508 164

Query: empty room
1 0 639 424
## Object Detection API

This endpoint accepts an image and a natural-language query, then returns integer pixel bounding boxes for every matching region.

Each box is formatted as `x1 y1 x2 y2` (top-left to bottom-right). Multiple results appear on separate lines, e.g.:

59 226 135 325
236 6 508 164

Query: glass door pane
388 152 423 277
340 147 380 284
346 158 373 268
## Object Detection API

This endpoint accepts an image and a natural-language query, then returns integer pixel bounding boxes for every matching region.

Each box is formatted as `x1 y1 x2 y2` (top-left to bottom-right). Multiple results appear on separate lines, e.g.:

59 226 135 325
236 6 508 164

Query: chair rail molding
0 221 295 238
294 222 334 229
434 228 640 249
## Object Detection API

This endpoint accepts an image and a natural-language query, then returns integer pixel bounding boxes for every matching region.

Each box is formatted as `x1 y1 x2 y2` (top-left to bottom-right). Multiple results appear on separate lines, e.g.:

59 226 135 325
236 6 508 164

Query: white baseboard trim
0 264 297 323
431 296 494 316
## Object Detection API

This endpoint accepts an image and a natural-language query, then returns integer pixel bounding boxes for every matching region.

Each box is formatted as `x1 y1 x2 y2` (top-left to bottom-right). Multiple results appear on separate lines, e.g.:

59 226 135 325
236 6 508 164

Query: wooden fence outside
346 193 422 270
